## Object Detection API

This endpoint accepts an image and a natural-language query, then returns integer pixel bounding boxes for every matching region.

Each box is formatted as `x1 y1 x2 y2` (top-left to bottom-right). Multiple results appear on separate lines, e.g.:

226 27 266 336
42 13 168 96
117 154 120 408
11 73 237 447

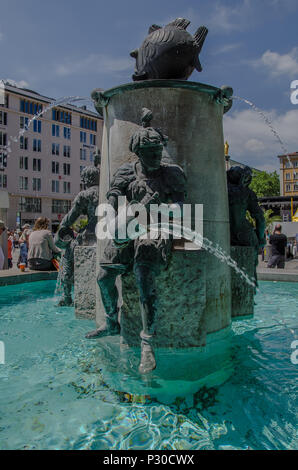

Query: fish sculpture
130 18 208 81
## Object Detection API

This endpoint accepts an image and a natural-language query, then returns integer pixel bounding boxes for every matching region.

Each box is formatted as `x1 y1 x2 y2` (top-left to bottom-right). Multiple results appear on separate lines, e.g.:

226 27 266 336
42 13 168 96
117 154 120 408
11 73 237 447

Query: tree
249 170 280 198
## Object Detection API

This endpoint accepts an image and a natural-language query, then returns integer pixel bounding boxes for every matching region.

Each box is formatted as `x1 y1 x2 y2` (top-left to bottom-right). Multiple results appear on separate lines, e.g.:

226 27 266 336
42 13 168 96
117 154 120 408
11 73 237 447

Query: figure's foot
85 322 120 339
58 297 73 307
138 343 156 374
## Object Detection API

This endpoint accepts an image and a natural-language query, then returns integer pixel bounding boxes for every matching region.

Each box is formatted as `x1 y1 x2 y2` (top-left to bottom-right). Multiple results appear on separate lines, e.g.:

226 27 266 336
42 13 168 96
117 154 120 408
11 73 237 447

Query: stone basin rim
92 80 224 106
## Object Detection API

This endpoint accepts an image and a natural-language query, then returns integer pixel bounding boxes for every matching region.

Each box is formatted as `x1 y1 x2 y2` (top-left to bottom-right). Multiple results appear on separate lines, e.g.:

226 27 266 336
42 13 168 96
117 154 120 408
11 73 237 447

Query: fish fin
130 49 138 58
193 26 208 52
167 18 190 29
194 55 202 73
148 24 161 34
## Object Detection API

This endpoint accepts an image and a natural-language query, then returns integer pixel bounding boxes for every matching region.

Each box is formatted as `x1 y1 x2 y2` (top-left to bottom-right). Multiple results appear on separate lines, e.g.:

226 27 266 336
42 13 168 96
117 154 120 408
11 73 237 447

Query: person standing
267 224 287 269
0 220 6 269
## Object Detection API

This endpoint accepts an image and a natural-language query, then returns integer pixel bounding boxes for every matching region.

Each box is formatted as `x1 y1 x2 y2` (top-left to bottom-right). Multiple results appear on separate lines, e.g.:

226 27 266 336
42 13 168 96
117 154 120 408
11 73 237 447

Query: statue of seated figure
85 108 187 374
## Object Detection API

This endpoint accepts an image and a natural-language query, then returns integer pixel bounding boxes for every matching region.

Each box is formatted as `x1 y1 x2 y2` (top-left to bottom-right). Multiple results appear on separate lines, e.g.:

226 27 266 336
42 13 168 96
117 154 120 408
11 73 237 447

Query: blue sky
1 0 298 171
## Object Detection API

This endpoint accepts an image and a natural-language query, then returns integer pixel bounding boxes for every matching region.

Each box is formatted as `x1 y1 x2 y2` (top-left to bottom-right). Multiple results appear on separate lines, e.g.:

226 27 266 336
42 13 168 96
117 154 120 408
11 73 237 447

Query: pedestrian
0 220 6 270
267 224 287 269
7 231 13 269
18 224 31 267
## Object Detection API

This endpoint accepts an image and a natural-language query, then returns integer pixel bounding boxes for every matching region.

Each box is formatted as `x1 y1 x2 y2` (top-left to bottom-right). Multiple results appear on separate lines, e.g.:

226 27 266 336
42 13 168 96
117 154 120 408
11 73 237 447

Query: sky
1 0 298 171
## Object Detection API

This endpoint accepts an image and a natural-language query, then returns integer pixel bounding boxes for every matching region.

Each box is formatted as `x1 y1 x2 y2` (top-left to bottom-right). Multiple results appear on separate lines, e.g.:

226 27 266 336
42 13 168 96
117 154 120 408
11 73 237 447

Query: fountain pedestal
74 245 96 319
93 80 233 347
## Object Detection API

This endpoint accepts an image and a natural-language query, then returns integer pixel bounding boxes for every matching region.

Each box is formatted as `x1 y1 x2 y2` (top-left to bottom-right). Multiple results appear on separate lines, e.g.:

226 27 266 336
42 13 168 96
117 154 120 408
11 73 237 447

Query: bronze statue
85 109 186 374
55 156 100 306
130 18 208 81
227 166 265 286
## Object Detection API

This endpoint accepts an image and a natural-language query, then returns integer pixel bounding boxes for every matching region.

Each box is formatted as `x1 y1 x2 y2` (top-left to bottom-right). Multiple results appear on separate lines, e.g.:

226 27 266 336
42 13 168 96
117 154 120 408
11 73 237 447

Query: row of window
80 131 96 145
20 156 41 171
20 99 43 115
80 148 94 161
19 176 72 194
52 162 71 175
80 116 97 131
19 197 71 214
52 108 72 125
0 111 7 125
52 124 71 139
285 173 298 181
52 143 71 157
284 161 298 168
0 95 9 108
0 152 7 168
52 180 71 194
285 183 298 192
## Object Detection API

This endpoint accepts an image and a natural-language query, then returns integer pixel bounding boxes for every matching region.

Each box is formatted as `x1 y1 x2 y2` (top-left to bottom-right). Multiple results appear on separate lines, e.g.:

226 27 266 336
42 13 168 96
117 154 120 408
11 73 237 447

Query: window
285 161 291 169
33 158 41 172
19 197 41 213
0 111 7 125
33 178 41 191
63 145 70 158
52 161 59 174
63 127 71 140
80 131 86 143
52 124 60 137
286 173 291 180
294 173 298 180
33 120 42 133
294 184 298 191
19 156 28 170
63 163 70 175
63 181 71 194
0 153 7 168
33 139 41 152
286 184 291 192
20 99 42 115
90 134 96 146
80 148 86 160
19 176 28 190
52 180 60 193
52 199 71 214
294 161 298 168
20 136 28 150
0 132 7 146
0 174 7 188
52 108 72 124
90 150 94 162
20 116 29 130
52 143 59 156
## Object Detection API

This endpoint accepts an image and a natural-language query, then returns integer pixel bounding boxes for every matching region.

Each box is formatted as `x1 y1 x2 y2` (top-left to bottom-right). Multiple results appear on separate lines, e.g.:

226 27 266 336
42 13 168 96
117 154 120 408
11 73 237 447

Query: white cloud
212 43 242 55
223 107 298 170
3 78 29 88
253 48 298 77
56 54 132 77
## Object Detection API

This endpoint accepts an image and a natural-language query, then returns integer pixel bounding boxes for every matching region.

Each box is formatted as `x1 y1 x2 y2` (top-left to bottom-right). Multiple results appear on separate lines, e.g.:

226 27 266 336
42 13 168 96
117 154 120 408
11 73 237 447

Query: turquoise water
0 280 297 450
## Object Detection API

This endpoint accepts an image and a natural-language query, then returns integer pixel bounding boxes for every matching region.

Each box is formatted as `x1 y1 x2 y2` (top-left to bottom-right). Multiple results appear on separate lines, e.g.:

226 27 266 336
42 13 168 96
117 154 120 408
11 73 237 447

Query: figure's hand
258 236 266 248
140 191 160 209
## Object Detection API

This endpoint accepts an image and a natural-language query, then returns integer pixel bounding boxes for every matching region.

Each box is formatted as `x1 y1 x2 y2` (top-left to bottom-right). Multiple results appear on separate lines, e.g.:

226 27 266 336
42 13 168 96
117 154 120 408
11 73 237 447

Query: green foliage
246 208 282 231
249 170 280 198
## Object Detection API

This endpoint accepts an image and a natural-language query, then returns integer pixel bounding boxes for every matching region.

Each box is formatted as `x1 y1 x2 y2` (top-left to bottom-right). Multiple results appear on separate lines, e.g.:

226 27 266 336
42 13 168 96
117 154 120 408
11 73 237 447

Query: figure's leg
85 266 121 338
134 264 157 374
58 244 74 306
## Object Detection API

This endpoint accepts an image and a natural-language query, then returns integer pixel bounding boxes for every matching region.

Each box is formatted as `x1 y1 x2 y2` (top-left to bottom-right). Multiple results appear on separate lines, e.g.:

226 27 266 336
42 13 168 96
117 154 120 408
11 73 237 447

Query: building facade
278 152 298 197
0 82 103 230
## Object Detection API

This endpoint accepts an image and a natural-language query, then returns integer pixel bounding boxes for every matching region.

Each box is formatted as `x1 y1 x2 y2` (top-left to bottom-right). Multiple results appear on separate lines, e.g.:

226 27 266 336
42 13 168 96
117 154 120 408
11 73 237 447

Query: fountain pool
0 280 297 450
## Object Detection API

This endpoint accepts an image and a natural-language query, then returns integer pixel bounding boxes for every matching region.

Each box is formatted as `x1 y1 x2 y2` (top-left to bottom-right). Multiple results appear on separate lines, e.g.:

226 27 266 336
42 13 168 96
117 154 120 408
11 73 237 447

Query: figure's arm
248 191 266 245
60 194 85 229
